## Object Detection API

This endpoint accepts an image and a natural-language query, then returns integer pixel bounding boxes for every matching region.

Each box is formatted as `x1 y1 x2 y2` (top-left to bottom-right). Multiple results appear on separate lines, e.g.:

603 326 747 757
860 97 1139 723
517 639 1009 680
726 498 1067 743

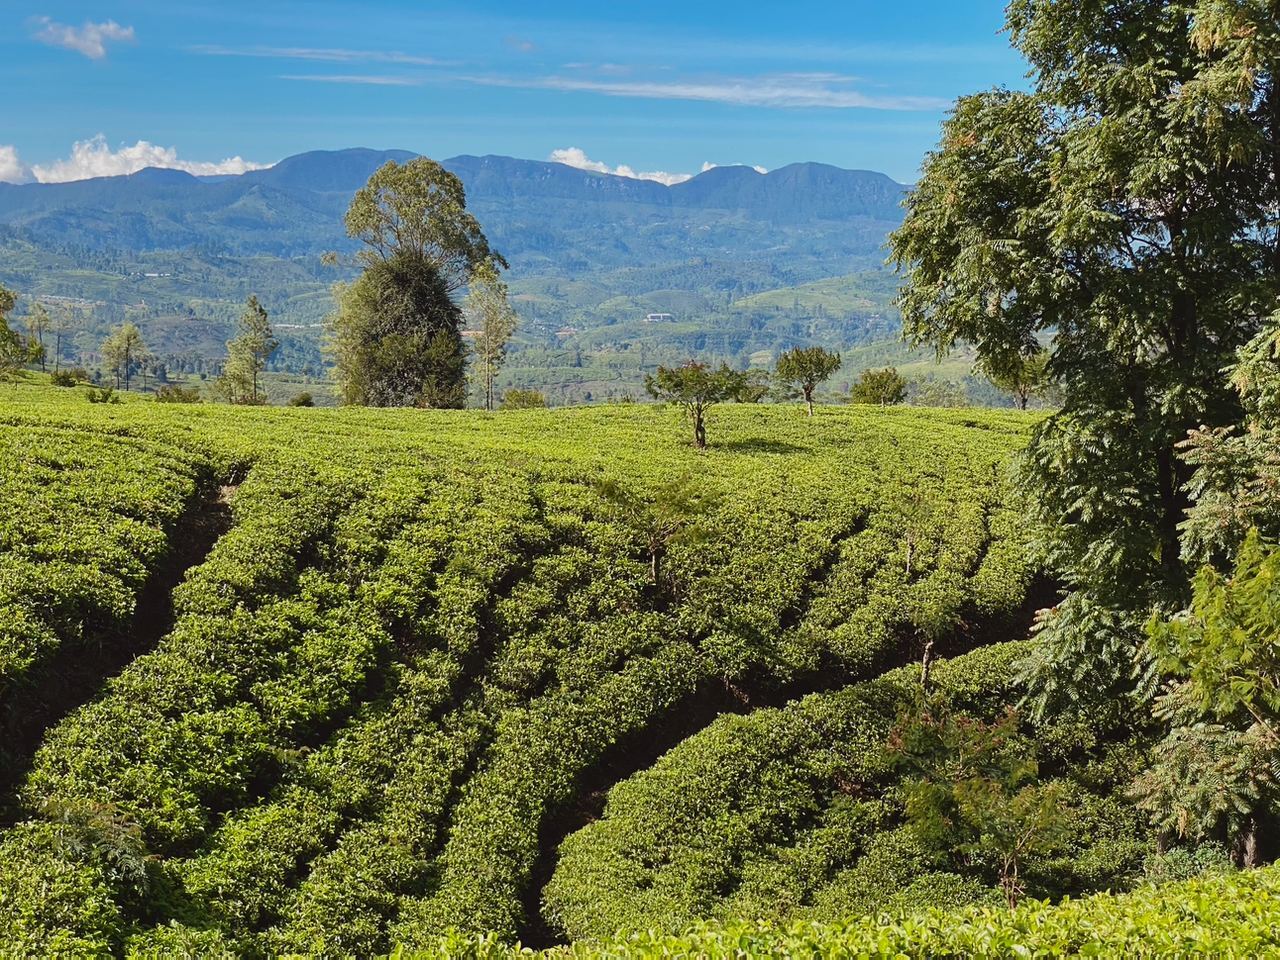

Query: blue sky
0 1 1027 185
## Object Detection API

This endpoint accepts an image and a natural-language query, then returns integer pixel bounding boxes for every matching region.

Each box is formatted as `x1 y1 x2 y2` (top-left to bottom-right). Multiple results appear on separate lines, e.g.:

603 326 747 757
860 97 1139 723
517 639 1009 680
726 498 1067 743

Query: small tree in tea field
645 361 747 449
775 346 842 415
850 367 908 406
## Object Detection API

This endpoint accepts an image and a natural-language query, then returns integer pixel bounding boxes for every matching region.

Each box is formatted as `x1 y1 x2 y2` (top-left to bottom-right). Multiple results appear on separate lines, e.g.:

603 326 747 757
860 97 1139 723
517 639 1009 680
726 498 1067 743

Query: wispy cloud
281 74 423 86
31 18 135 60
286 66 947 111
191 44 446 66
472 72 947 110
26 135 269 183
504 36 536 53
549 147 691 186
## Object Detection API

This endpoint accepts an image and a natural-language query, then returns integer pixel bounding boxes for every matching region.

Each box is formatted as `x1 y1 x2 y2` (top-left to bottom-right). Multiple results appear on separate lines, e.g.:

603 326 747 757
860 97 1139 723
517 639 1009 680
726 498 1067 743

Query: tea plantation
0 386 1157 956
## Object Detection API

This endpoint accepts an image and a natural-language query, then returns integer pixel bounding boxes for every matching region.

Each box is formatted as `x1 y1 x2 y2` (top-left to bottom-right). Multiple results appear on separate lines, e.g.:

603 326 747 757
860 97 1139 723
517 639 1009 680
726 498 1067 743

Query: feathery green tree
219 295 277 405
891 1 1280 713
100 323 147 392
465 261 518 411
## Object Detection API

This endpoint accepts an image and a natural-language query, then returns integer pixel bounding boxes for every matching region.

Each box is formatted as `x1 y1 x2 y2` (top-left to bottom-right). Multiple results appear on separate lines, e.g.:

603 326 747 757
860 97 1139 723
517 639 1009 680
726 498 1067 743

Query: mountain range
0 149 916 402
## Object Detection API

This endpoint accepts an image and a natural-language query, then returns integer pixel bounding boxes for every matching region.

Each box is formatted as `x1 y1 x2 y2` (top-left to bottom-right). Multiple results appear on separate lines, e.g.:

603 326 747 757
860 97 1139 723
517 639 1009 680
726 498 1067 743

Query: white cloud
31 18 135 60
29 136 270 183
480 73 947 111
0 146 32 184
190 45 445 66
548 147 692 186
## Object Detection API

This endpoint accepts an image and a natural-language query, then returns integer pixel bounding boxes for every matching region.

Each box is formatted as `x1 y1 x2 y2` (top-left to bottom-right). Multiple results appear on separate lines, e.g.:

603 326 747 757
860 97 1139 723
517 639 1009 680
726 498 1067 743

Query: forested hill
0 149 905 257
0 149 912 400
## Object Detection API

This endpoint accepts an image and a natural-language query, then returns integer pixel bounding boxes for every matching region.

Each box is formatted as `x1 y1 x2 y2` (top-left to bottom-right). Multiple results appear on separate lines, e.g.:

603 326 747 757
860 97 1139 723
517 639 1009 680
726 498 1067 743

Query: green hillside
0 381 1136 957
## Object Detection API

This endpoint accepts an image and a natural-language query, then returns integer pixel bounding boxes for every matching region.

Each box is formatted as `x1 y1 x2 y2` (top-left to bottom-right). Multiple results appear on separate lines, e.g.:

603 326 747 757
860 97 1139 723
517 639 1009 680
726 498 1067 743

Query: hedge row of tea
542 642 1148 943
0 425 207 698
0 387 1048 955
422 865 1280 958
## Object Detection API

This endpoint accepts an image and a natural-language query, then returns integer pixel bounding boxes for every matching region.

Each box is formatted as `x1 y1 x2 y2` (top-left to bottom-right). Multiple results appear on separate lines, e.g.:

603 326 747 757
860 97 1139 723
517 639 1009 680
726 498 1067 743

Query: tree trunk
920 636 935 692
805 387 814 416
693 408 707 449
650 549 660 585
1236 817 1261 869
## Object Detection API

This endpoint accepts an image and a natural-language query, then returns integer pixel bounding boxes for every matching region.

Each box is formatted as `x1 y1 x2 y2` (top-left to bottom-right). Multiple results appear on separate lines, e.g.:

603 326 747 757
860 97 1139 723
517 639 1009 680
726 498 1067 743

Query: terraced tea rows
0 388 1065 955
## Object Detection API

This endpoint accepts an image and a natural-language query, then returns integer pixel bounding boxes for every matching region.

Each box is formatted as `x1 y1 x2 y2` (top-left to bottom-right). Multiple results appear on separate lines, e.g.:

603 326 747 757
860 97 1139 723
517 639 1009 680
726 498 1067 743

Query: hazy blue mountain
0 148 914 402
0 148 906 255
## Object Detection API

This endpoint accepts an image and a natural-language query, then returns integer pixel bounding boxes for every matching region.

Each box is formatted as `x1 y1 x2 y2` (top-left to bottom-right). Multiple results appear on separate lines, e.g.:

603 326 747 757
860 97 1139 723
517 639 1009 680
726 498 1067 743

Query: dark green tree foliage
333 253 467 408
1137 318 1280 864
850 367 908 406
891 1 1280 712
336 158 501 408
888 697 1067 909
645 361 747 449
985 349 1050 411
775 346 842 415
0 285 29 379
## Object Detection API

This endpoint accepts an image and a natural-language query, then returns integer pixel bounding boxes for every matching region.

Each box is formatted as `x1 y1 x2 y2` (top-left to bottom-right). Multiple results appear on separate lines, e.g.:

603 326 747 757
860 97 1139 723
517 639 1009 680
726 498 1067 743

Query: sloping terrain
0 386 1146 956
0 151 911 401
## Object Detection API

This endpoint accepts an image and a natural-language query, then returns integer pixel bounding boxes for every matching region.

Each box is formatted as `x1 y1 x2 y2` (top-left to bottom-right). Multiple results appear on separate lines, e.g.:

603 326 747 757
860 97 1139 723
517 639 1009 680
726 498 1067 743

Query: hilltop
0 150 912 402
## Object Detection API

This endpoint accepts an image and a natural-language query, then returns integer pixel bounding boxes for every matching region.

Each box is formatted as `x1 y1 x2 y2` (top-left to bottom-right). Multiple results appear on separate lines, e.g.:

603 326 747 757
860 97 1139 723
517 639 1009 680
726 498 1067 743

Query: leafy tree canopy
891 0 1280 713
775 346 842 415
645 361 748 449
850 367 908 406
345 157 504 293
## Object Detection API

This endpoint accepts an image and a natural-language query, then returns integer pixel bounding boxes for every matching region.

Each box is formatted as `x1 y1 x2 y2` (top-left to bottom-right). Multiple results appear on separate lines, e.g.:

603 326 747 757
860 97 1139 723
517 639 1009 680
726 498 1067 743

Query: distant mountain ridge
0 148 907 256
0 147 913 404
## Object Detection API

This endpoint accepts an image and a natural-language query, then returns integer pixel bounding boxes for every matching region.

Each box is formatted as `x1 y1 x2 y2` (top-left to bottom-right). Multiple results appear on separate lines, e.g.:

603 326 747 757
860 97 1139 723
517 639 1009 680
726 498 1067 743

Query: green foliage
218 295 277 405
465 261 518 411
288 392 315 407
499 388 546 409
849 367 907 406
332 252 467 408
644 361 748 448
891 1 1280 713
49 369 79 387
345 157 502 293
984 349 1050 411
154 384 202 404
425 864 1280 958
595 474 716 586
1136 531 1280 857
0 283 29 379
888 699 1068 908
84 386 122 405
101 323 149 392
775 346 842 415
